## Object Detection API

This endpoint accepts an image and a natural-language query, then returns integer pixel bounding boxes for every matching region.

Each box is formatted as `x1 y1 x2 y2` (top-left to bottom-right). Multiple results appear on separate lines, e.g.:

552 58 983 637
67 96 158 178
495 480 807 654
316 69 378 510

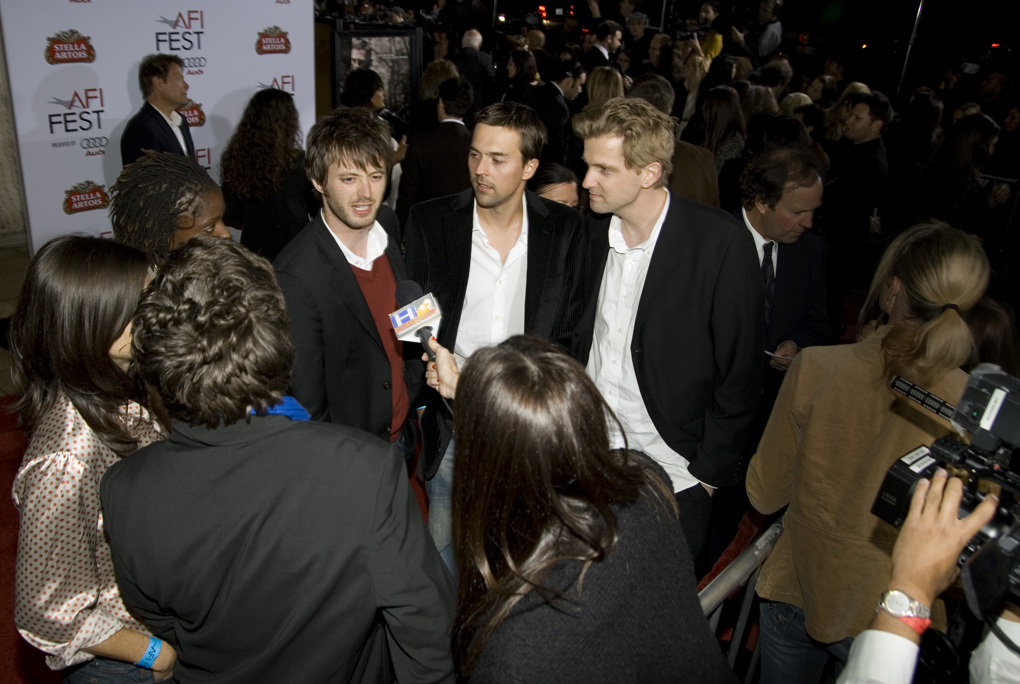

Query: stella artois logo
63 181 109 214
255 26 291 55
179 100 206 127
45 30 96 64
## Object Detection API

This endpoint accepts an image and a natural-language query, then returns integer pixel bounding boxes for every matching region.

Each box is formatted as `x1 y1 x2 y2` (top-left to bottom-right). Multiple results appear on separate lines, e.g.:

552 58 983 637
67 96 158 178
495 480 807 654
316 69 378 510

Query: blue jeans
425 438 457 579
758 599 853 684
63 657 166 684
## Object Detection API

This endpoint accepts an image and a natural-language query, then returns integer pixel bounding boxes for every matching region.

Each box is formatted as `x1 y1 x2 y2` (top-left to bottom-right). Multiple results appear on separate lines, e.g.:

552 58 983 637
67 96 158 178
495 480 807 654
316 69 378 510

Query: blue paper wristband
136 636 162 669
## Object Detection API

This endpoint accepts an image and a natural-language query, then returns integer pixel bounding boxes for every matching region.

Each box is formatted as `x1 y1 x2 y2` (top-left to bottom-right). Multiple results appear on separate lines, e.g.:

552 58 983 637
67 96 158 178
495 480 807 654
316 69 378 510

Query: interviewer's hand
890 469 998 607
423 338 459 399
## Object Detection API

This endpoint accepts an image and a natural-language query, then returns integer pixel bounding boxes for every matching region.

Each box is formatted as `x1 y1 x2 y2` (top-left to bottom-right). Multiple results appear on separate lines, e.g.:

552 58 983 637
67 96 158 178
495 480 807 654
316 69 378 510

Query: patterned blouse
12 395 164 670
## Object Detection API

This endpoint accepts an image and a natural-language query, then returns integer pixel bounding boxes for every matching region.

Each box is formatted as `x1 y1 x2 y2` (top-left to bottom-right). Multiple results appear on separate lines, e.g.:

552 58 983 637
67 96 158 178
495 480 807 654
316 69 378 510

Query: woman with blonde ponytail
746 222 989 684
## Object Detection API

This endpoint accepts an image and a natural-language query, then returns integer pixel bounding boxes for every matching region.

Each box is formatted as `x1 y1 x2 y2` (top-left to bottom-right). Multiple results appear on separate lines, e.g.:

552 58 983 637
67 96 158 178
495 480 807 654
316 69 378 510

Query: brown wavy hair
220 89 302 202
10 236 152 454
451 335 676 676
132 236 294 428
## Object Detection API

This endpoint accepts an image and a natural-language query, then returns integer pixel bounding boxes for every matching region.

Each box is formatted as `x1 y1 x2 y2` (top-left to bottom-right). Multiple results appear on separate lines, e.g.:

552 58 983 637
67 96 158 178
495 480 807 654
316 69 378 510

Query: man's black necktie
762 241 775 328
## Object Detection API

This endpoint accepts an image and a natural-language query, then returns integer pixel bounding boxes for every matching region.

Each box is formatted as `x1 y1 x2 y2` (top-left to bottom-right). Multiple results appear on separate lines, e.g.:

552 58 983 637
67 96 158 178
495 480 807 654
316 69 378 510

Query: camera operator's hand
889 468 998 610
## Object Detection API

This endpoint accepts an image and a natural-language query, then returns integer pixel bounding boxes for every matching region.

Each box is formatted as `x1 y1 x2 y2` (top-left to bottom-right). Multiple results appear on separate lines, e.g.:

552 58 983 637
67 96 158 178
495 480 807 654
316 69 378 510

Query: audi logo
181 57 207 68
79 137 108 149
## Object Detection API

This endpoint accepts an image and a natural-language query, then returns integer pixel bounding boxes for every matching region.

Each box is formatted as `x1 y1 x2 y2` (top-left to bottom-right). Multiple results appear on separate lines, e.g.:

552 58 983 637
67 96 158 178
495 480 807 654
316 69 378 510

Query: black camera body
872 364 1020 619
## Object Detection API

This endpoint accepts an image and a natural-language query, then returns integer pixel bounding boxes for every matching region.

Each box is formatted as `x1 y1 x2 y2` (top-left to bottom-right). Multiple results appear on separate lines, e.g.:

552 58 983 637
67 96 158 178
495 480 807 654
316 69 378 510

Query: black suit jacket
530 82 572 165
101 416 455 684
404 189 587 474
120 102 195 166
573 192 764 488
581 45 612 72
274 208 423 440
396 121 472 229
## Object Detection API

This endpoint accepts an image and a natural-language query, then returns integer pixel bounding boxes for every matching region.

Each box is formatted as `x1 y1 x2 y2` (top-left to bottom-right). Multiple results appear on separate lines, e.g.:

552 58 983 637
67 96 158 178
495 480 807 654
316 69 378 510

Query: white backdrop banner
0 0 314 251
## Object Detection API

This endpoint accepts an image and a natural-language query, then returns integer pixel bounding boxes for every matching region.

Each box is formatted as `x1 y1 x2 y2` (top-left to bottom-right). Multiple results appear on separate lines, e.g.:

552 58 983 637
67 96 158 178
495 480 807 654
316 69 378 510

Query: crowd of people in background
7 0 1020 682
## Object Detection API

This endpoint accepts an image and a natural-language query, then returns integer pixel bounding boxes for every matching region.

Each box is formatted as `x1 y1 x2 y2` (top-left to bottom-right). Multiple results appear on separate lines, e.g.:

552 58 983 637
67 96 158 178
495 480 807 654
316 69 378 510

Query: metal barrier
698 520 784 680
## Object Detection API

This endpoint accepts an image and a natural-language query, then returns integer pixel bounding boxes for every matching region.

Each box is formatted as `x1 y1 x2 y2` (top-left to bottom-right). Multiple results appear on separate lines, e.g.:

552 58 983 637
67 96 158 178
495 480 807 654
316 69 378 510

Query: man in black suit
701 146 827 569
120 54 195 166
274 108 422 451
739 146 828 405
404 102 586 570
533 60 586 166
448 29 495 114
102 236 454 683
397 77 474 229
581 20 623 72
572 97 763 560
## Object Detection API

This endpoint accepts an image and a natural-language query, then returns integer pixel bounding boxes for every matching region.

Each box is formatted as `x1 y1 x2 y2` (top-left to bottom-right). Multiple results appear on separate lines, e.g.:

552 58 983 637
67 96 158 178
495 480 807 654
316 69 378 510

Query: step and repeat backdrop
0 0 314 251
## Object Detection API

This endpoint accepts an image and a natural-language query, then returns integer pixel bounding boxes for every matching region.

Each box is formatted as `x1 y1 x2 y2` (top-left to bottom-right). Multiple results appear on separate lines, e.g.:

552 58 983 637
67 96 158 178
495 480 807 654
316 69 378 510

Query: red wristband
897 616 932 635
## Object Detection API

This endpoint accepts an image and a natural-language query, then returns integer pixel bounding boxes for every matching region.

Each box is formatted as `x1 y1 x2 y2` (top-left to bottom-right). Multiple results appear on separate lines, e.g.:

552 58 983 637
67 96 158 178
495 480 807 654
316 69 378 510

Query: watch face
884 591 911 616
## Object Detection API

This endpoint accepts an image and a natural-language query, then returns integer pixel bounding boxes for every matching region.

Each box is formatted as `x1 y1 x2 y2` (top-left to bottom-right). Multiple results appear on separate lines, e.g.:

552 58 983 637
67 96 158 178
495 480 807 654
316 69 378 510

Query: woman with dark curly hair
11 236 175 682
220 88 317 261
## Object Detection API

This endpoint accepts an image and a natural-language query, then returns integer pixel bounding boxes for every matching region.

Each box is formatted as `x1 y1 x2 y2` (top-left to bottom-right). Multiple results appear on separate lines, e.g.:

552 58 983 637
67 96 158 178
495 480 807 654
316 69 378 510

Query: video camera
872 364 1020 621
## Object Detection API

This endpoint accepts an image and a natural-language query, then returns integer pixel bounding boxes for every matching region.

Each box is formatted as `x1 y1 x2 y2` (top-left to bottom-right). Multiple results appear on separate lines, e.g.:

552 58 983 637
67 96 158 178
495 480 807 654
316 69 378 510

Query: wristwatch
878 589 932 635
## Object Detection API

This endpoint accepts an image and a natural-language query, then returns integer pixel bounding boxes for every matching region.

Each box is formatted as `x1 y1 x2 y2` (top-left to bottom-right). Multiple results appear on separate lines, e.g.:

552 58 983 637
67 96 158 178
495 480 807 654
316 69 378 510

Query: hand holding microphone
424 338 459 399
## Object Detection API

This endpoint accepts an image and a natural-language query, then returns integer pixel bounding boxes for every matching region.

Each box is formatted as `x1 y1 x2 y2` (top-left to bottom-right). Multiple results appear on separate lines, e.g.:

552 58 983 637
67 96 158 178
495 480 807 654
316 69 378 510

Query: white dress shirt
454 195 529 363
322 209 389 271
742 207 778 273
586 190 698 493
836 630 919 684
156 106 189 155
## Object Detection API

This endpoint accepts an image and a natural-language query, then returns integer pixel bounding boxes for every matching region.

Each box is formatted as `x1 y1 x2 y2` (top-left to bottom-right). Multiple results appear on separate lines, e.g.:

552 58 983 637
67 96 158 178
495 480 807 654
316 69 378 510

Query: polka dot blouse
11 395 164 670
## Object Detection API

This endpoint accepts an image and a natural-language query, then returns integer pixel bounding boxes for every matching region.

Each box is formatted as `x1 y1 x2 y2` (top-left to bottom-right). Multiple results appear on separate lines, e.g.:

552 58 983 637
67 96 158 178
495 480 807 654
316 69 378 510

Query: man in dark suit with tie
397 77 474 230
404 102 586 570
581 20 623 72
701 146 827 567
120 54 195 166
533 60 586 165
274 108 422 452
738 146 828 405
571 97 763 560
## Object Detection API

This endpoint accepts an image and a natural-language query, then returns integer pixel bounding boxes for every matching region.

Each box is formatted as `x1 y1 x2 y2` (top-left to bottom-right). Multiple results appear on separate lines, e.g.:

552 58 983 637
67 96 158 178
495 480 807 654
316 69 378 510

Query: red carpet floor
1 395 60 683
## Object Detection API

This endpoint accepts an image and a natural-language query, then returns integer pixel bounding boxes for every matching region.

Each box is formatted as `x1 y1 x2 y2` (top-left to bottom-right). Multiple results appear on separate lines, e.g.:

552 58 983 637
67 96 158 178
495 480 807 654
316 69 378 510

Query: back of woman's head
340 68 384 108
451 335 671 675
965 297 1019 376
508 48 537 83
220 88 300 201
420 59 460 99
702 85 745 154
927 113 1000 186
585 66 624 110
862 222 990 385
10 235 150 451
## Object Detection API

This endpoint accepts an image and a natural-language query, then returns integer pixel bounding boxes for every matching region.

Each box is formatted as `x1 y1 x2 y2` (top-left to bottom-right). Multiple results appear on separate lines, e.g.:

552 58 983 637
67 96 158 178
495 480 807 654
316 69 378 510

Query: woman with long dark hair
220 88 317 261
748 222 990 683
11 236 174 682
431 335 734 682
701 85 746 173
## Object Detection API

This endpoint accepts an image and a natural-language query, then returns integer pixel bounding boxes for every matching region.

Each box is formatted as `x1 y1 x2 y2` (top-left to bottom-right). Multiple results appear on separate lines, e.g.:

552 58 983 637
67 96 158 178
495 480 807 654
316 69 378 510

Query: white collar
321 209 389 270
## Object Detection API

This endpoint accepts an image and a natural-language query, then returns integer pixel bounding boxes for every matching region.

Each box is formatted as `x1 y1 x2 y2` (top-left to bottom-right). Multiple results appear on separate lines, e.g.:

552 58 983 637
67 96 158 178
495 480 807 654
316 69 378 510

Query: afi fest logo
48 88 105 156
155 10 204 53
45 30 96 64
256 27 291 55
63 181 109 214
257 75 296 92
179 100 206 127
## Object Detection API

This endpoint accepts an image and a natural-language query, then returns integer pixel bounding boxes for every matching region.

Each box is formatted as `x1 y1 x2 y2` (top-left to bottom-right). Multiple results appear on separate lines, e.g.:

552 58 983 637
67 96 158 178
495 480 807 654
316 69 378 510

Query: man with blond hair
572 97 763 561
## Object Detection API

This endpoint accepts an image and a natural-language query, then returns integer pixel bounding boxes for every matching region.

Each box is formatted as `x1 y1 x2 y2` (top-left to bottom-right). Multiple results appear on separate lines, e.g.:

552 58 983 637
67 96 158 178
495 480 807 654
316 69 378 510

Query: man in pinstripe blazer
404 102 586 571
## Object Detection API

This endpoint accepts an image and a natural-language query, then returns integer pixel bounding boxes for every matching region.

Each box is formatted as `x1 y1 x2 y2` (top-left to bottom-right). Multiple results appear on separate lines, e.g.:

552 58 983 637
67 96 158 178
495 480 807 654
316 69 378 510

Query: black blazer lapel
310 218 384 353
433 191 475 350
523 191 556 336
635 194 685 331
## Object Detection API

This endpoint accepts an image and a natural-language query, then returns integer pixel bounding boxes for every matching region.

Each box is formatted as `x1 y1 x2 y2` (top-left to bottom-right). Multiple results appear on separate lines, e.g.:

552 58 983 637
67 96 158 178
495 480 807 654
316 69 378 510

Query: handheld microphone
390 281 443 362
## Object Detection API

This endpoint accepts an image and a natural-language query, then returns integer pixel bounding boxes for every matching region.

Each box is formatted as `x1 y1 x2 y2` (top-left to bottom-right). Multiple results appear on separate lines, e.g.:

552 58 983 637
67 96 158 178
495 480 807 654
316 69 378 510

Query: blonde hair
584 66 625 111
860 222 990 385
573 96 675 188
825 81 871 140
419 59 460 99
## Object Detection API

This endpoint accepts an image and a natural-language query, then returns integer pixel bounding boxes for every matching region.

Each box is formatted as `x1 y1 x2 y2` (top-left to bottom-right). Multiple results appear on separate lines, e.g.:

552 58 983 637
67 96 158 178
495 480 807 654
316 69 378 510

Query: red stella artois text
256 27 291 54
180 101 206 127
62 181 109 214
45 30 96 64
